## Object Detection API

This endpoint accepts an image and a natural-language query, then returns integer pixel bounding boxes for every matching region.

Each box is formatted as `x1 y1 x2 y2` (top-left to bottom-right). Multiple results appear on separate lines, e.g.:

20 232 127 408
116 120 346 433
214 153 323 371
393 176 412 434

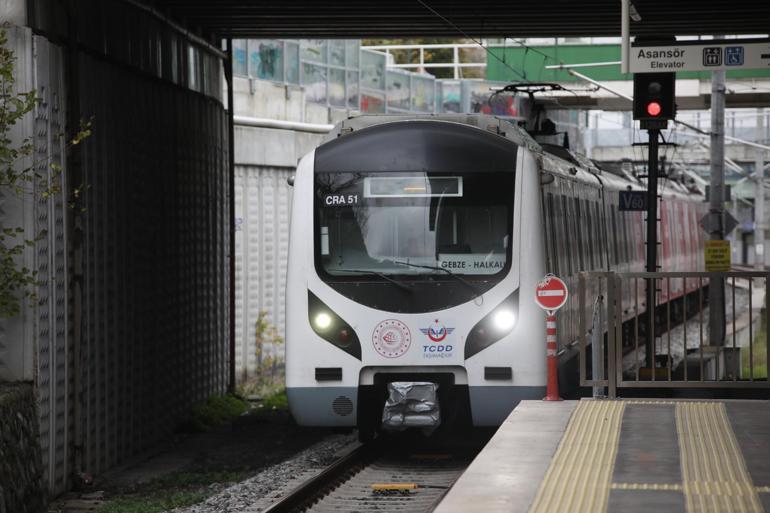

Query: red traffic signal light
633 73 675 121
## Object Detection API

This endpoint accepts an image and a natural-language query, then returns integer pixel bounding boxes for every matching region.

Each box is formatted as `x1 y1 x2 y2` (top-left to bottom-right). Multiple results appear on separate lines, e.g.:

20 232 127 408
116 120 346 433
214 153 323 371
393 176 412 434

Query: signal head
633 72 675 121
646 101 662 117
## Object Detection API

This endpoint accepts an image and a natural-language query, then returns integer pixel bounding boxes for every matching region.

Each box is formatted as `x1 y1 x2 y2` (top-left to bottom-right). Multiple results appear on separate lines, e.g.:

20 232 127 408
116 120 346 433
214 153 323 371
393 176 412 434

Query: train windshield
315 171 514 278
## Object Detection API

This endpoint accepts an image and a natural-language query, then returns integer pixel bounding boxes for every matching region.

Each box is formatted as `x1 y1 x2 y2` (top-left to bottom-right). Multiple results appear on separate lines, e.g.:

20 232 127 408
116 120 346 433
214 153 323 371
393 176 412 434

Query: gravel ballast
168 433 357 513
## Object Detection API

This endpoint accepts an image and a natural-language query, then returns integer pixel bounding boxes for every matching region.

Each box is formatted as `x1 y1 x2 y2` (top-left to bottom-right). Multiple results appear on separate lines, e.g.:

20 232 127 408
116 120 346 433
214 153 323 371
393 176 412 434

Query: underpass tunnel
1 0 769 506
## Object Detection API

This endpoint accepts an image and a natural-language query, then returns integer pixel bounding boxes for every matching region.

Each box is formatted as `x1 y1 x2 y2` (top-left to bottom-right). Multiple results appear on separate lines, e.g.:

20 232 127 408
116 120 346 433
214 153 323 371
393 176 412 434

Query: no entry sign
535 274 568 313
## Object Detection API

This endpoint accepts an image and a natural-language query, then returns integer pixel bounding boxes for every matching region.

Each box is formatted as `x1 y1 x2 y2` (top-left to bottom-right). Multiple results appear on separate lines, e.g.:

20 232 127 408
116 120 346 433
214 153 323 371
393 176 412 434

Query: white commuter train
285 114 705 438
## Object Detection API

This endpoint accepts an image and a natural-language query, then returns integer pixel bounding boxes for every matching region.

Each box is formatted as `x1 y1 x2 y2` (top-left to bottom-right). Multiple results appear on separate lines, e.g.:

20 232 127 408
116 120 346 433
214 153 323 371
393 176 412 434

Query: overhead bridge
147 1 770 38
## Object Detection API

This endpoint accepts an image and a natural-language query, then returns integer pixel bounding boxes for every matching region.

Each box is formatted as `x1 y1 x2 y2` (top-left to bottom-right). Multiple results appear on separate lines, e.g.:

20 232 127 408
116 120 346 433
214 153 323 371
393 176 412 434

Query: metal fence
578 271 769 398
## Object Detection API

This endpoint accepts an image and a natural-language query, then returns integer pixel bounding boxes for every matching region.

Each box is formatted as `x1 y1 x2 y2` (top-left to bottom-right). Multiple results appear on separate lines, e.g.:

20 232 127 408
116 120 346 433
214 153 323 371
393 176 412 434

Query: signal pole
708 69 726 347
645 127 660 369
633 71 675 370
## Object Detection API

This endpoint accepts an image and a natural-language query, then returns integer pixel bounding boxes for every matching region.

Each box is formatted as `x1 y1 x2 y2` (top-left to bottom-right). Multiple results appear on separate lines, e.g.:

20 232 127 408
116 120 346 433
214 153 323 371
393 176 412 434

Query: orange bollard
544 314 562 401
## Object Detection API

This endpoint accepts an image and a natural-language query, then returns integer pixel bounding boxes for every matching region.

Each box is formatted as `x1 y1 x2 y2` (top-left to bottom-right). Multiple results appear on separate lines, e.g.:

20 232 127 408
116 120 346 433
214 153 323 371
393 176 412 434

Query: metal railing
362 43 486 80
578 271 769 398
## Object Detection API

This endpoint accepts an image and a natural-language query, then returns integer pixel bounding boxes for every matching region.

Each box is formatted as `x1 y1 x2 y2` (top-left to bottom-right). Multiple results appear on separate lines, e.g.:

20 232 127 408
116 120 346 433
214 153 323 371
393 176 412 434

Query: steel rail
261 443 373 513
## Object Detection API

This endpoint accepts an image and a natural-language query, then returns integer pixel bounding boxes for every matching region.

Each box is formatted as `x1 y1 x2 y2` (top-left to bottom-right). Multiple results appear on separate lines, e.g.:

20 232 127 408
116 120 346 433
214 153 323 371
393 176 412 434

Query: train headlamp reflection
308 291 362 360
314 312 332 330
464 290 519 359
493 310 516 331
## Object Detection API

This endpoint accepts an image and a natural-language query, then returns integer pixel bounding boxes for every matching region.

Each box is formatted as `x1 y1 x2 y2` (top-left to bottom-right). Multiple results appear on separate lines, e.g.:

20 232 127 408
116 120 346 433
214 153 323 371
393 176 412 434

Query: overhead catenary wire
414 1 583 85
555 66 770 153
415 0 529 82
412 3 615 105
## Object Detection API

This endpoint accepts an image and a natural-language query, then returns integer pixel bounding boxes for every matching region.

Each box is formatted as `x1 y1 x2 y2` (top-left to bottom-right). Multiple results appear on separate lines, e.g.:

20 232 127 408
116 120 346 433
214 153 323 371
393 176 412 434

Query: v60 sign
619 190 647 212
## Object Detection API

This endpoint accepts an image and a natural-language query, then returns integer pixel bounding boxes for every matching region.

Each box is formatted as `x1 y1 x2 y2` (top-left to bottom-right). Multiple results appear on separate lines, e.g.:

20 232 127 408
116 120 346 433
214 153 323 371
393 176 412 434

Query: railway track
261 436 481 513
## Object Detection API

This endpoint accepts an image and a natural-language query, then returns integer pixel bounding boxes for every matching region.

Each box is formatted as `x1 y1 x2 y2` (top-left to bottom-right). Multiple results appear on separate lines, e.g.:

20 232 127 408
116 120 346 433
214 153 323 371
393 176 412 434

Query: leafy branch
0 27 91 318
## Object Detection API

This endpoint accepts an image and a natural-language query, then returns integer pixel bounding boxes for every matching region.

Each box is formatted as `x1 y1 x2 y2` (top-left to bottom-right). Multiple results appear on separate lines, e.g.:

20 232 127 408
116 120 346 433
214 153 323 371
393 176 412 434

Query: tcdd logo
420 320 455 358
420 320 455 342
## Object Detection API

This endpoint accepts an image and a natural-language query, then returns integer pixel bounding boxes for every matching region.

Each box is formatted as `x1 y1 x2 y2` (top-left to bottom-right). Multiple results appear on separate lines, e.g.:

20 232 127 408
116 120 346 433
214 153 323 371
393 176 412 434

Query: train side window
630 213 638 267
619 211 627 265
582 198 592 270
662 201 672 269
627 215 634 264
561 194 574 276
554 192 565 276
585 199 595 269
620 212 629 265
557 193 569 276
682 203 691 268
573 197 584 271
594 201 604 269
546 192 559 276
628 215 636 266
673 203 679 269
672 202 680 269
610 208 619 266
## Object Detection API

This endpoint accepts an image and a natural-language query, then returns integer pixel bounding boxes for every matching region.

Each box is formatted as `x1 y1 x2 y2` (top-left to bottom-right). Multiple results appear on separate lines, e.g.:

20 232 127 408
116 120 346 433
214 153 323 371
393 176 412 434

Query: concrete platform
435 399 770 513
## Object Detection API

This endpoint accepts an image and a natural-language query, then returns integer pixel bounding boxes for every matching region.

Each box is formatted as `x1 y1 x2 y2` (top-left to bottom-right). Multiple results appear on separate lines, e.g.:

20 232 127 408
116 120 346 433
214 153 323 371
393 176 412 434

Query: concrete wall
0 383 46 513
233 76 354 127
232 75 345 381
0 0 25 25
73 47 230 479
234 164 293 382
0 0 232 497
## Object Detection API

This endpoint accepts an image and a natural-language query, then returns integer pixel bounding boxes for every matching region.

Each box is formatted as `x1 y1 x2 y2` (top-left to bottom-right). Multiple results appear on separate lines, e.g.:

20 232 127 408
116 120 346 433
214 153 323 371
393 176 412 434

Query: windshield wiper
392 261 481 295
333 269 413 293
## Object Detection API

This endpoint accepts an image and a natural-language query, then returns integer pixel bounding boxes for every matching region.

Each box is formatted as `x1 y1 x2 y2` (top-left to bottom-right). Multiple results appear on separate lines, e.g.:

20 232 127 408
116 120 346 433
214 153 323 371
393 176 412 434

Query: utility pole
708 68 726 347
756 109 766 270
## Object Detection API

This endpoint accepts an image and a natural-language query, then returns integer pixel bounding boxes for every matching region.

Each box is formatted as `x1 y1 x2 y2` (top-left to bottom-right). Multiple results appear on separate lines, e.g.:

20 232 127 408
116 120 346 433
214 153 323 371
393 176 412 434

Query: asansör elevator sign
630 39 770 73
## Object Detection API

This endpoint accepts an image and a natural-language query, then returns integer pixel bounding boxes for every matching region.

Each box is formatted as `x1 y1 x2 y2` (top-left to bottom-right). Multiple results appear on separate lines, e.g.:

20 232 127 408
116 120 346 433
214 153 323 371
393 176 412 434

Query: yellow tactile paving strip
528 401 626 513
610 482 684 491
676 402 763 513
528 400 768 513
611 483 770 494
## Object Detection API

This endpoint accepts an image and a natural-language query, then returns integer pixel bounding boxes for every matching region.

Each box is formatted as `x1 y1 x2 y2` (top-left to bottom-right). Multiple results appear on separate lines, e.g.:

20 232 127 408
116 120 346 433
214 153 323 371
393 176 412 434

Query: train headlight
493 310 516 331
464 290 519 360
314 312 332 330
308 291 362 360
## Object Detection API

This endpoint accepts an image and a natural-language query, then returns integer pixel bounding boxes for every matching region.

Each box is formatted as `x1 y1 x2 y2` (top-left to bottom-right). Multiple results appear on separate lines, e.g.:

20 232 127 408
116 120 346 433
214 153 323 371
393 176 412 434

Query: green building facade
486 43 770 82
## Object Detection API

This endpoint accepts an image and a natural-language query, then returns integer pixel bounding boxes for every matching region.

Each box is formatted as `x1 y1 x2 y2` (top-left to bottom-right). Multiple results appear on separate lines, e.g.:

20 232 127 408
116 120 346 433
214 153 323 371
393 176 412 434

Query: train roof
323 114 704 202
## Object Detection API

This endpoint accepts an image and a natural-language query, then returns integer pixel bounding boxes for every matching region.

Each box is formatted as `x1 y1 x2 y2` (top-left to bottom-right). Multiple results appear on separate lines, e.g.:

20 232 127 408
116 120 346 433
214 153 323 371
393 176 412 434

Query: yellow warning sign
704 240 731 272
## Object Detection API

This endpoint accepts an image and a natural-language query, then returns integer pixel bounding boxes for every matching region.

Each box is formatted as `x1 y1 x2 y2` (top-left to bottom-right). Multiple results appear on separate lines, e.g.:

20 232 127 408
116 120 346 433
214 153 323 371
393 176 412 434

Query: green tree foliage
0 27 90 318
363 38 486 79
237 311 285 398
0 28 39 318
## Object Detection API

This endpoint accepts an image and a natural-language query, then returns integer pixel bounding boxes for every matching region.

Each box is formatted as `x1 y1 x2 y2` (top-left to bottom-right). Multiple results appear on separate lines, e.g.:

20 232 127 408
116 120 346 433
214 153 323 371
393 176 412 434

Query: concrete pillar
708 68 726 346
756 109 766 270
